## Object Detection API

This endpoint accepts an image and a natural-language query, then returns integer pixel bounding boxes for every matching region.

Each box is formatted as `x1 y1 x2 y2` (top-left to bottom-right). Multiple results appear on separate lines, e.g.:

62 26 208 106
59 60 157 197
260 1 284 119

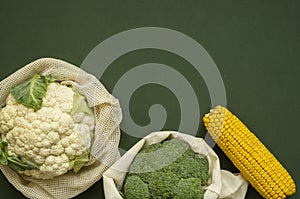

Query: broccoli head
123 138 209 199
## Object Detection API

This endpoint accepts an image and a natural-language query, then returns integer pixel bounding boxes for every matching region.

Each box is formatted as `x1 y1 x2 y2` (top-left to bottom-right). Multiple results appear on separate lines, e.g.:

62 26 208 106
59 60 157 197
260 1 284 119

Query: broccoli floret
166 156 201 178
174 178 204 199
161 138 190 153
123 175 151 199
148 171 179 199
129 152 155 174
166 153 209 185
194 154 209 185
140 142 163 153
123 138 209 199
129 139 191 173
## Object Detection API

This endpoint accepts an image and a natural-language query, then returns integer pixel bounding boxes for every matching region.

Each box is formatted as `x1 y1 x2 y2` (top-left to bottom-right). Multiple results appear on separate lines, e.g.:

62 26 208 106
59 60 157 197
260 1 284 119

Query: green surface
0 1 299 199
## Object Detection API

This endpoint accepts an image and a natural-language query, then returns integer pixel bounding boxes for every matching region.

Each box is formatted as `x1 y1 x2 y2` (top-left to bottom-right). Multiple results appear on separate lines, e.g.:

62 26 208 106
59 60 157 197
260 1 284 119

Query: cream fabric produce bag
103 131 249 199
0 58 122 199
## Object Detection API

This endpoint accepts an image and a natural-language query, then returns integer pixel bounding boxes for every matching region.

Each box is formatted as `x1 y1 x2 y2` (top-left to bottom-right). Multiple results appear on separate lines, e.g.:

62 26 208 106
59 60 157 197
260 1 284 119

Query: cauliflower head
123 138 209 199
0 74 95 179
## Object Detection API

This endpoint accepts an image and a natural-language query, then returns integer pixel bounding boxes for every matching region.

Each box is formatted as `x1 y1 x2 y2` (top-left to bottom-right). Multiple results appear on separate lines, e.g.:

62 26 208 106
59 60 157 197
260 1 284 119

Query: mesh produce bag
0 58 122 199
103 131 249 199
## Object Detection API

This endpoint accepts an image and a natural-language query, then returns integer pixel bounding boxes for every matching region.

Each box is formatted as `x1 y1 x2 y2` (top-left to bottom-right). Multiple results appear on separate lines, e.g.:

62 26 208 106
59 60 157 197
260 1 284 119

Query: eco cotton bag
0 58 122 199
103 131 249 199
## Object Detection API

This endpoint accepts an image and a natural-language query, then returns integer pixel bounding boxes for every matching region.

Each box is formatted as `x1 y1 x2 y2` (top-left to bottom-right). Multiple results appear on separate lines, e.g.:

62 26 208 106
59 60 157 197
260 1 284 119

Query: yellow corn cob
203 105 296 199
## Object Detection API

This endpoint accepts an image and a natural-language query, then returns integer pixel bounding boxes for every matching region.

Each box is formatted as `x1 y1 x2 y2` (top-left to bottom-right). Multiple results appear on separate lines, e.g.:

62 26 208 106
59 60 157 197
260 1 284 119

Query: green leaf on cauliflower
7 155 39 171
0 152 7 165
0 138 38 171
70 150 90 173
0 139 8 165
10 74 56 111
71 92 93 116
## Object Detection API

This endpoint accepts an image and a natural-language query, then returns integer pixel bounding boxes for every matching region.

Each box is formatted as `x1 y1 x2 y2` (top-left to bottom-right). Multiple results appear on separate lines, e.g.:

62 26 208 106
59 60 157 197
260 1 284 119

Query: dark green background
0 1 299 199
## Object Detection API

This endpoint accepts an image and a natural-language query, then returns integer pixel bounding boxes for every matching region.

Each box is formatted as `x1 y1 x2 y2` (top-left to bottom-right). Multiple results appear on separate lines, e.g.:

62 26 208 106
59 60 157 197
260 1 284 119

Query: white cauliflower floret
74 113 95 150
81 114 95 132
73 112 85 123
22 154 70 179
75 123 93 149
0 82 95 179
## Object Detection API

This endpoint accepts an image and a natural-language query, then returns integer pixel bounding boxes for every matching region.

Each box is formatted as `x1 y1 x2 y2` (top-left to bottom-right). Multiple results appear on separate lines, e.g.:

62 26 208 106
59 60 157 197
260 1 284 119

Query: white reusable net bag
103 131 249 199
0 58 122 199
